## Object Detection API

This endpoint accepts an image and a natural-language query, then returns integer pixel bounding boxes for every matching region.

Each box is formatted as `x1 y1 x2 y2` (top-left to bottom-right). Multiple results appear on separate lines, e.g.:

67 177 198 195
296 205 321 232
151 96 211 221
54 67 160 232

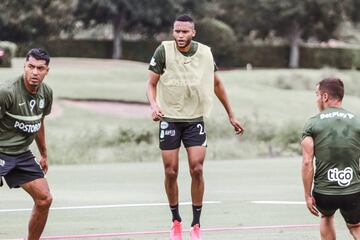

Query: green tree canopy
218 0 360 68
0 0 75 43
75 0 193 59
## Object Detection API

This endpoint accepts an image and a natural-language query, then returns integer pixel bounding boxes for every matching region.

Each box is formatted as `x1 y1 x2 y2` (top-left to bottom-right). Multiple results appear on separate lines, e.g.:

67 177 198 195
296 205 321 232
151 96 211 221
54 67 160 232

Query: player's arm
214 73 244 134
146 45 165 121
146 71 164 121
36 88 52 174
301 136 318 216
0 89 10 119
35 119 49 174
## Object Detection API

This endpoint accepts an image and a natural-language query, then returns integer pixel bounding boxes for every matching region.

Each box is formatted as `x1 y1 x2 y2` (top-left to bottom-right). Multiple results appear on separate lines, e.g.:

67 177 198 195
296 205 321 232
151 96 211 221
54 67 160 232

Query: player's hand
305 195 319 216
229 116 244 135
151 105 164 121
39 155 49 174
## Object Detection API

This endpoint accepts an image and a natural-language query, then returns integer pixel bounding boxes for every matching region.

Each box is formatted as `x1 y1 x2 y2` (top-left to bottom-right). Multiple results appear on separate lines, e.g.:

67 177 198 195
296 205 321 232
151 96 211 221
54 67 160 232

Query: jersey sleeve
43 87 53 116
0 88 10 119
302 118 314 140
148 44 166 75
206 47 217 72
214 62 218 72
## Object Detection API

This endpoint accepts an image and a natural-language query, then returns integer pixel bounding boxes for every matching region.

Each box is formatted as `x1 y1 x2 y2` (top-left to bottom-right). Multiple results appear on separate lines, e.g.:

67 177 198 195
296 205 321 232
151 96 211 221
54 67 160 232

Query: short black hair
175 15 194 23
26 48 50 65
318 78 344 101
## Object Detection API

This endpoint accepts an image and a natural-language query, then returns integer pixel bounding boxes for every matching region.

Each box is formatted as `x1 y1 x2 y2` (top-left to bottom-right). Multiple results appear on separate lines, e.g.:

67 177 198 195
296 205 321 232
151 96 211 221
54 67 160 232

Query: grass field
1 59 360 239
1 157 354 239
2 58 360 163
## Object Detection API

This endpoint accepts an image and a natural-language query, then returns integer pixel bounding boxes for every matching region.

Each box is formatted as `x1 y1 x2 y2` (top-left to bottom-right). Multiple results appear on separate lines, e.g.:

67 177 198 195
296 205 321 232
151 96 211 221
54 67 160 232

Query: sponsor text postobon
14 121 41 133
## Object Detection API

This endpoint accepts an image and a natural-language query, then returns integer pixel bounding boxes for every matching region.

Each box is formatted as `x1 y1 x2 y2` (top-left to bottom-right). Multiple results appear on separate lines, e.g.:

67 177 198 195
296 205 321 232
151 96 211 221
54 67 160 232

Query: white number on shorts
197 124 205 135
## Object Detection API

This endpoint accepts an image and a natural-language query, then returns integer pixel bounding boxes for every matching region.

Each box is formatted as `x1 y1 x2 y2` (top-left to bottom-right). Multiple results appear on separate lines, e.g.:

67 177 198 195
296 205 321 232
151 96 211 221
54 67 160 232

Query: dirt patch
62 99 151 118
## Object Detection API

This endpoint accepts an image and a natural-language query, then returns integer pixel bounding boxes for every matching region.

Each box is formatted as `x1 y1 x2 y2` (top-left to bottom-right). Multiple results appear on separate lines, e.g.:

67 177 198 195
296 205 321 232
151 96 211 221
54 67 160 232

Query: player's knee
35 192 53 209
165 167 178 181
190 164 203 178
347 222 360 230
347 223 360 239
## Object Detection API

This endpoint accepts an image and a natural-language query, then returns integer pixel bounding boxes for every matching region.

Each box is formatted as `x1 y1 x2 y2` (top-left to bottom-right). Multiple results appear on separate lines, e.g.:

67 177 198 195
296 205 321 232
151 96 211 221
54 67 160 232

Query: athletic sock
191 205 202 227
170 204 182 222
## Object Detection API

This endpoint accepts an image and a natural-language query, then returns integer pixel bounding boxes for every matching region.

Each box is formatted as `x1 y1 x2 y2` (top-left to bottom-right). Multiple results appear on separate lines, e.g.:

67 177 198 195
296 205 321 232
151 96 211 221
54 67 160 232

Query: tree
75 0 187 59
218 0 360 68
0 0 75 42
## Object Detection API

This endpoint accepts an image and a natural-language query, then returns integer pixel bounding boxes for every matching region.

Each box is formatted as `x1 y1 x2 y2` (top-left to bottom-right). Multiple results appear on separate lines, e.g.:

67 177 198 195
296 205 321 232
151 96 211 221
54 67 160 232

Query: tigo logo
328 167 353 187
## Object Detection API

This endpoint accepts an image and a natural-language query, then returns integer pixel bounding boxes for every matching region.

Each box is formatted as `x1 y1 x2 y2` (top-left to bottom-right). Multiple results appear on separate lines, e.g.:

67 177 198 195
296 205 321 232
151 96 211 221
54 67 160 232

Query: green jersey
302 107 360 195
0 76 53 155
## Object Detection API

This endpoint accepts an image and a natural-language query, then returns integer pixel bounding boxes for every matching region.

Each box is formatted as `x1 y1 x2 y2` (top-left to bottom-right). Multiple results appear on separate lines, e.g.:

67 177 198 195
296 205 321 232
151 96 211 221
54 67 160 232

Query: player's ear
192 29 196 38
45 67 50 76
322 92 329 102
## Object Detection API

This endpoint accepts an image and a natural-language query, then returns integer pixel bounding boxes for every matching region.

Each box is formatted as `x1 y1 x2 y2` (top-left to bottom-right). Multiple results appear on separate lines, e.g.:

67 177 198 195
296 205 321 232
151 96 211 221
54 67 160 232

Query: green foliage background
2 58 360 164
12 39 360 69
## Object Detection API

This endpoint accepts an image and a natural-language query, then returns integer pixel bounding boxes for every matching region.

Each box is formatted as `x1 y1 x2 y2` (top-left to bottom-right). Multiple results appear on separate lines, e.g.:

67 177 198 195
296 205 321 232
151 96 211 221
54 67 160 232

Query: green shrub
122 40 159 62
111 128 153 145
274 73 313 90
300 46 360 69
195 18 237 67
274 121 302 155
0 41 17 57
0 41 17 68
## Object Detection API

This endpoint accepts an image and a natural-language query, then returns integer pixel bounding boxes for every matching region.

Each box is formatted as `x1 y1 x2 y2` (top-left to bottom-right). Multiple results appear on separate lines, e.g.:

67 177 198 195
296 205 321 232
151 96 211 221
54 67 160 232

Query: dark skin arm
146 71 164 121
35 118 48 174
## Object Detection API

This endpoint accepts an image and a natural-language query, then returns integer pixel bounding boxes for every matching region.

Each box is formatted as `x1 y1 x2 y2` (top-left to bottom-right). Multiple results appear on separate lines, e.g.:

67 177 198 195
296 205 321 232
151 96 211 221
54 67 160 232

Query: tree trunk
288 23 303 68
112 12 126 59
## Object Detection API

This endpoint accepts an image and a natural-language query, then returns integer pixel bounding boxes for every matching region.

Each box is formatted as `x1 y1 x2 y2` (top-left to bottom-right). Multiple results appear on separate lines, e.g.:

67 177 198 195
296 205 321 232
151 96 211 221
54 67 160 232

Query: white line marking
252 200 305 205
0 201 221 213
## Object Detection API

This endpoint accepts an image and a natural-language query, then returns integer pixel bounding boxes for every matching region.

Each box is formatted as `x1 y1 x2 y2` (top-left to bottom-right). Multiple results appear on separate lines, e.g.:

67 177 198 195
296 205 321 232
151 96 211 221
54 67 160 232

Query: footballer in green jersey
0 48 53 239
302 78 360 239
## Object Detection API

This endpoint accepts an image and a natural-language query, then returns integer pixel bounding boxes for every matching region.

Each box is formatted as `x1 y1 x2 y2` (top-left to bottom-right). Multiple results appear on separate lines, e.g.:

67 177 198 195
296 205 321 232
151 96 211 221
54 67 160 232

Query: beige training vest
157 40 214 119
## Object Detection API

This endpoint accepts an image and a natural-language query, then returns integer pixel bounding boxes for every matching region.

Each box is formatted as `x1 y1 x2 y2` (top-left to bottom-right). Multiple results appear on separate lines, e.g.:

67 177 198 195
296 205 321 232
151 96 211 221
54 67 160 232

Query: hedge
300 46 360 69
15 39 360 69
16 39 158 62
230 45 289 68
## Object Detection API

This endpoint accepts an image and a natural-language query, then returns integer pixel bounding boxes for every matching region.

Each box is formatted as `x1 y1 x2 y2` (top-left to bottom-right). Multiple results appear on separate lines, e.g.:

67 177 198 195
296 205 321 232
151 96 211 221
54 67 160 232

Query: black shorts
159 120 207 150
313 191 360 224
0 150 44 188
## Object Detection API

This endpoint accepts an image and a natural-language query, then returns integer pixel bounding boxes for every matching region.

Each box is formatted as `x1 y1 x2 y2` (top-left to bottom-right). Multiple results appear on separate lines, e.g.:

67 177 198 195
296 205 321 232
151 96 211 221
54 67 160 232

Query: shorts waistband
162 116 203 123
